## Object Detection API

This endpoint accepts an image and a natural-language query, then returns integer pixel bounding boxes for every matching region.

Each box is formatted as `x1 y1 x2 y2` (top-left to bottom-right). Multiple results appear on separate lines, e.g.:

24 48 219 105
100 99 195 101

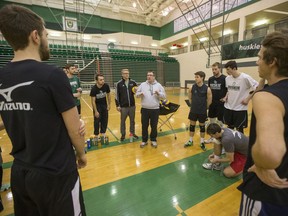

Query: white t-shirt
224 73 258 110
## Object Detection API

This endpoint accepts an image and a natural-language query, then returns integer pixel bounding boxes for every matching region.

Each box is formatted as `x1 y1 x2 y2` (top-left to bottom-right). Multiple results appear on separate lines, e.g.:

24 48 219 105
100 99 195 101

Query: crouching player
202 123 248 178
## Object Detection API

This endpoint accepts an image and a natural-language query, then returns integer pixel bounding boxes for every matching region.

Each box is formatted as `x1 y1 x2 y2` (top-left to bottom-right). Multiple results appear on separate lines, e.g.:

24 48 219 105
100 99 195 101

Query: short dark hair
194 71 206 81
147 70 155 75
207 123 222 135
261 31 288 77
65 64 74 70
224 61 237 70
0 4 45 51
95 74 104 81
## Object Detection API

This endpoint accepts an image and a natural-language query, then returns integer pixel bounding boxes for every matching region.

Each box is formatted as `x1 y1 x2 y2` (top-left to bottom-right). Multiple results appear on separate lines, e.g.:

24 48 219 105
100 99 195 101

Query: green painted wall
0 2 160 40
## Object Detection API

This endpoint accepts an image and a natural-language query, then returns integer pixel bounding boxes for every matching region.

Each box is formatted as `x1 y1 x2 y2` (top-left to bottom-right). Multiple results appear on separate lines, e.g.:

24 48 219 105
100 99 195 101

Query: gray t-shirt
221 128 249 156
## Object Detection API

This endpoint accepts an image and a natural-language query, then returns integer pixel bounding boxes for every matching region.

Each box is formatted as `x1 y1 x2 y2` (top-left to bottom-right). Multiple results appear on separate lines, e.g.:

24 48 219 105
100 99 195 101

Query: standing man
115 69 139 141
207 62 227 126
223 61 258 133
136 71 166 148
184 71 212 151
238 32 288 215
90 74 111 143
66 63 82 115
0 4 86 215
202 123 248 178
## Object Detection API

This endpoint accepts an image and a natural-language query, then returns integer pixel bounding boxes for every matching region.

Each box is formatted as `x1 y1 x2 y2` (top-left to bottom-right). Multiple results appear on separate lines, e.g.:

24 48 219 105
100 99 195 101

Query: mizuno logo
0 81 34 102
0 81 34 111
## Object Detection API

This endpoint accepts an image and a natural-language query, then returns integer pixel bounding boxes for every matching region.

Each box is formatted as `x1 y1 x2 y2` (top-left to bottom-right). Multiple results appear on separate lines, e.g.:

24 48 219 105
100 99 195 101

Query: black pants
94 104 108 135
11 164 86 216
141 108 160 142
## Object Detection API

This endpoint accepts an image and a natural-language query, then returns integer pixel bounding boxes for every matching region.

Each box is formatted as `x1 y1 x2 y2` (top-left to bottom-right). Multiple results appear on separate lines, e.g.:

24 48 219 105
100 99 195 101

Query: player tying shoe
202 123 248 178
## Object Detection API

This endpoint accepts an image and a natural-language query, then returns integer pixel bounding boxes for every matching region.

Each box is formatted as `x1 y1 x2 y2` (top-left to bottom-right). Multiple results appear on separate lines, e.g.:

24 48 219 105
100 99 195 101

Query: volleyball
160 99 170 106
132 86 137 94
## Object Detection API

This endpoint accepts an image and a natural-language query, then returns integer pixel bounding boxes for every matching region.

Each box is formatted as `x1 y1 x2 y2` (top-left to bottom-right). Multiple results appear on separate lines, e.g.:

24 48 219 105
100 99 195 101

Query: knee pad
199 125 205 133
189 124 195 132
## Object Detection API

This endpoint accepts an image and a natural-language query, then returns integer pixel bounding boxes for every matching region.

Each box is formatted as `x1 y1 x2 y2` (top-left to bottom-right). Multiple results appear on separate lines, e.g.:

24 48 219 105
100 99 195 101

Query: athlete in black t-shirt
90 74 111 143
238 32 288 215
0 5 87 215
207 62 227 125
184 71 212 151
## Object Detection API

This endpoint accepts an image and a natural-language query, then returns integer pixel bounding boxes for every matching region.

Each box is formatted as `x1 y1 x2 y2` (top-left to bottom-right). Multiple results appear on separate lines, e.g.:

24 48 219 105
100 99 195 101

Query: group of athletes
0 4 287 215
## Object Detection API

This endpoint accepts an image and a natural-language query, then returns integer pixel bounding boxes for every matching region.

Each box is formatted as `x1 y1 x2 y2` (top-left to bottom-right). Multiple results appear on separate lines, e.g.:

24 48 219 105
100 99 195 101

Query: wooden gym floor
1 88 251 216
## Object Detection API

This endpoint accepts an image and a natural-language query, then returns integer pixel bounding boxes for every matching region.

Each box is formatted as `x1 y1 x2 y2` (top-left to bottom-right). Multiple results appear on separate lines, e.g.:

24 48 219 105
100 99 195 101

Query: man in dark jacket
115 69 139 141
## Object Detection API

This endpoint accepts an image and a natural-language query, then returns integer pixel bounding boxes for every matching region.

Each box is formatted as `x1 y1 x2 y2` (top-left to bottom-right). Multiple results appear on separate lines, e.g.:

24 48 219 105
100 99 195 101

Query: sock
189 137 193 142
200 138 204 143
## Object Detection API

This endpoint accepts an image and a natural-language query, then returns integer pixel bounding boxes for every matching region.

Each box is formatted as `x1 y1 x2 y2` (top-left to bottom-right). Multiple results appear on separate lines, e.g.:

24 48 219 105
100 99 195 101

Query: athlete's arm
62 107 87 169
91 96 99 118
207 87 212 108
0 117 4 131
252 92 286 169
188 86 192 104
107 92 111 111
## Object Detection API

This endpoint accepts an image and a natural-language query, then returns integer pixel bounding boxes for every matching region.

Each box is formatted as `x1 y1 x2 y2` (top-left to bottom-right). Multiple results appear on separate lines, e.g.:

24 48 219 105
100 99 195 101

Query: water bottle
90 136 93 146
87 139 91 149
129 133 133 143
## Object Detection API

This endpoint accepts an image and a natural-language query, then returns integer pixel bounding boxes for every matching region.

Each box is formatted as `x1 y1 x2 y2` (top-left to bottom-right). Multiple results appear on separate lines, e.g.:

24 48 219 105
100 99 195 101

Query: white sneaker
204 137 214 144
204 137 221 145
151 141 157 148
202 163 221 171
140 142 147 148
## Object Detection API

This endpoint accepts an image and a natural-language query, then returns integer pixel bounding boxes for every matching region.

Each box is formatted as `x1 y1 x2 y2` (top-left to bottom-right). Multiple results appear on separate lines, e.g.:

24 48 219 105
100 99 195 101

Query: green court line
83 150 241 215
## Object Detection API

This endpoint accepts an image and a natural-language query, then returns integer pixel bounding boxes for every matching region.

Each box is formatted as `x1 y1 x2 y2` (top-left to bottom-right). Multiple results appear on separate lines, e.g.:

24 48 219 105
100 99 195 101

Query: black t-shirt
90 83 110 107
0 60 77 175
208 74 227 102
191 84 208 114
238 79 288 205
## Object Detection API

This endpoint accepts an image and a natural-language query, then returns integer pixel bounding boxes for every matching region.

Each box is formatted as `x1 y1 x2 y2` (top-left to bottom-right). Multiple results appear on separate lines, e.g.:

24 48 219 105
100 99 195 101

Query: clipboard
185 99 191 107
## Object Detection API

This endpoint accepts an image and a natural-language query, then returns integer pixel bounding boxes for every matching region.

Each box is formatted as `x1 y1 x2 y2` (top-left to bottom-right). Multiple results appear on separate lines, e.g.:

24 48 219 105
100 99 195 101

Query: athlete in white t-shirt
222 61 258 133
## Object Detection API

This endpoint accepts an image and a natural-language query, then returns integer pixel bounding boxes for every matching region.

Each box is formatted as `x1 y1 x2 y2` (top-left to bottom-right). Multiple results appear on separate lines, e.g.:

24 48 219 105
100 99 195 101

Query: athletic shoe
204 137 214 144
184 140 193 148
140 142 147 148
202 163 221 171
133 134 139 139
221 148 226 155
151 141 157 148
120 135 125 141
200 142 206 151
204 137 221 145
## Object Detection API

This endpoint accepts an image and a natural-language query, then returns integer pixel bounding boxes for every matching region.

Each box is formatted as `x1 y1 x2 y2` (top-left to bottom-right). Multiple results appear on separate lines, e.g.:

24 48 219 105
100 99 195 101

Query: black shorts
208 102 225 121
188 112 207 123
223 108 247 128
11 164 86 216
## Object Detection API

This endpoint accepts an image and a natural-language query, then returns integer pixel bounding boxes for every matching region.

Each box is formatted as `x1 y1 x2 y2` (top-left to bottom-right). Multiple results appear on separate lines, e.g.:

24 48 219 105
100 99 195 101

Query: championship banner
62 16 78 32
222 37 264 60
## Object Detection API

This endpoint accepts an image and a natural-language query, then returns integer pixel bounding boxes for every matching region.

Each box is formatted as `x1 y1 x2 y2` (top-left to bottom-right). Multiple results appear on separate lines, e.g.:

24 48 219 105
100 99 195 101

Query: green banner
222 37 264 60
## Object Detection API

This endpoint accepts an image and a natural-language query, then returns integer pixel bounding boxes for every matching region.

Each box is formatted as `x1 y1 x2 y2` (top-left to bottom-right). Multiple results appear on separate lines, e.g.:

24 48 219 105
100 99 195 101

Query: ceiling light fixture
199 37 208 42
49 30 62 37
223 29 232 35
108 39 116 43
253 19 268 27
